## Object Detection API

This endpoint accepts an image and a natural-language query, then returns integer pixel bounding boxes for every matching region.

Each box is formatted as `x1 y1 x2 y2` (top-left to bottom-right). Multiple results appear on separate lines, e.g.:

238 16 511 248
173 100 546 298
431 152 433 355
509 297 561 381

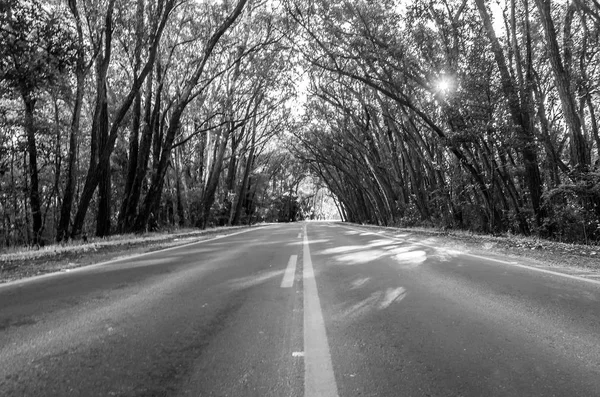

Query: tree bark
232 124 256 225
131 0 249 232
57 0 87 242
22 94 43 245
70 0 173 238
200 126 231 228
475 0 544 226
534 0 588 171
119 0 145 232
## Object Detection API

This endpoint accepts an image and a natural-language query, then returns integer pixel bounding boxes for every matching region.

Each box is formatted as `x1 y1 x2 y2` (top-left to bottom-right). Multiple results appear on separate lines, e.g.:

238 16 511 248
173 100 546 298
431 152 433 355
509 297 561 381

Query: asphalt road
1 222 600 396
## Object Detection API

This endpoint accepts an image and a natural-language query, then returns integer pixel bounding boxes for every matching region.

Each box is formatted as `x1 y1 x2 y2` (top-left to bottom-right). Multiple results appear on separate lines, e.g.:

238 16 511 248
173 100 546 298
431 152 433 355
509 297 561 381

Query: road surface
1 222 600 396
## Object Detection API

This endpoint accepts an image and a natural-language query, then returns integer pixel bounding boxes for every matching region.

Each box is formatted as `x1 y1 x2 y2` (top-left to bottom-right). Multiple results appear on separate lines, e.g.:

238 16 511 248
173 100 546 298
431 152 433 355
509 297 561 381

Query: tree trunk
475 0 543 227
95 92 111 237
534 0 588 171
201 127 231 228
119 0 145 227
22 94 43 245
70 0 173 238
120 73 160 232
57 0 87 242
134 0 249 231
232 130 256 225
175 147 185 226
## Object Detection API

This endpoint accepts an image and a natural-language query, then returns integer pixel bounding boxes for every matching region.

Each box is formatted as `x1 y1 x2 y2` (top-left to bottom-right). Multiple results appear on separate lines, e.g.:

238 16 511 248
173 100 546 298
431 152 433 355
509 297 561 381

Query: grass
0 225 252 283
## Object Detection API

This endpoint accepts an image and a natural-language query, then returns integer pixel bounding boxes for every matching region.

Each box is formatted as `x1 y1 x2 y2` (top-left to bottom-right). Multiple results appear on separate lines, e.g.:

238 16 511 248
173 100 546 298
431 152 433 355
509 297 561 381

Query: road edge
336 223 600 286
0 226 268 289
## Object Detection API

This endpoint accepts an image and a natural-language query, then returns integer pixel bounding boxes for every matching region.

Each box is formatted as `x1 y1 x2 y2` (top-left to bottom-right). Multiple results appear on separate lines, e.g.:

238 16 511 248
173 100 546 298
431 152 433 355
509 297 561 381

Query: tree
0 0 76 244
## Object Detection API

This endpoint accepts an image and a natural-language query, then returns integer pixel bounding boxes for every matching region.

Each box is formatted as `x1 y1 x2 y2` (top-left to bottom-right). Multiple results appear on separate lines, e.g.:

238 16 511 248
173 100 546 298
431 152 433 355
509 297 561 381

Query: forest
1 0 600 247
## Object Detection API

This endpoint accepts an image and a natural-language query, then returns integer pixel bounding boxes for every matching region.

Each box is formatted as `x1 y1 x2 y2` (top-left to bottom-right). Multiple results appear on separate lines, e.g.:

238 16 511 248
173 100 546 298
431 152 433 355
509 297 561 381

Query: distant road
1 222 600 396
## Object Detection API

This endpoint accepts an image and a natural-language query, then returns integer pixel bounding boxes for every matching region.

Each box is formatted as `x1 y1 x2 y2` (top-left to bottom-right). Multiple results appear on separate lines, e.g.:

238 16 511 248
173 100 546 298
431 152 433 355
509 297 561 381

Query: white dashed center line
280 255 298 288
303 225 339 397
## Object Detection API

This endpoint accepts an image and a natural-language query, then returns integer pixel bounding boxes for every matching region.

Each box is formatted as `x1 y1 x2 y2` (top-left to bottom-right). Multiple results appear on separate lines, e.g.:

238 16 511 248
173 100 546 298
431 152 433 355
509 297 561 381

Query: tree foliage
3 0 600 247
288 0 600 243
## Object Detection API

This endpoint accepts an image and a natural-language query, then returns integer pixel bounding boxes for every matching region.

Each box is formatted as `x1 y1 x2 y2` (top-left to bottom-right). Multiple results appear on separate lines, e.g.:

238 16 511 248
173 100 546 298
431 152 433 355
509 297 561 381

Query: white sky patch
490 1 506 35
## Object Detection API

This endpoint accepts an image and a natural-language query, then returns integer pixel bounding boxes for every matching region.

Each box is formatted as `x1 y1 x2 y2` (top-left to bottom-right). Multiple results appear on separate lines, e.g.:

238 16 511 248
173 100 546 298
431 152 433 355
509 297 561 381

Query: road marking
292 351 305 357
281 255 298 288
337 224 600 286
303 224 339 397
495 262 600 285
463 253 518 265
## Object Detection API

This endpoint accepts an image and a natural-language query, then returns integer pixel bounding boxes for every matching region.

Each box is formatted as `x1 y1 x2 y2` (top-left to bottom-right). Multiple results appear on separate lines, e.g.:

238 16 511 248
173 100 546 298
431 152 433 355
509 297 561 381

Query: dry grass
0 226 251 283
0 228 204 260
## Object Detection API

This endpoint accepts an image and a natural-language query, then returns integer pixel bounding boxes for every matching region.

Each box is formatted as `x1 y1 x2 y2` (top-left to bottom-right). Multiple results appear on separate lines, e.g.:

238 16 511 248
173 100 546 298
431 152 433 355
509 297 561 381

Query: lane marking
462 253 518 265
281 255 298 288
337 224 600 286
303 224 339 397
292 351 305 357
493 262 600 285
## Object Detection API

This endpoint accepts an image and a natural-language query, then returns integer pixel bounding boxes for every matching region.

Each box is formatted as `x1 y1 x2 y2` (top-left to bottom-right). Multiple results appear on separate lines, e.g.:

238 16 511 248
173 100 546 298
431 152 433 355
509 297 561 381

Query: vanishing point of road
1 222 600 396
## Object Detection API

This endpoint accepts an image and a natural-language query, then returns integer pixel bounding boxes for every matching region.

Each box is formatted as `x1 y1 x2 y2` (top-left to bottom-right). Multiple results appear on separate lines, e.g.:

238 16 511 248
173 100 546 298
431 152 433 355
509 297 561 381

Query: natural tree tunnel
2 0 600 245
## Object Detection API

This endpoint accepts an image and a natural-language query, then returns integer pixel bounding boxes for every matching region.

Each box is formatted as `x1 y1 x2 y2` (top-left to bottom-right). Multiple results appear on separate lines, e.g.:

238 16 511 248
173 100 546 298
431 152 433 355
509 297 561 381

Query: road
1 222 600 396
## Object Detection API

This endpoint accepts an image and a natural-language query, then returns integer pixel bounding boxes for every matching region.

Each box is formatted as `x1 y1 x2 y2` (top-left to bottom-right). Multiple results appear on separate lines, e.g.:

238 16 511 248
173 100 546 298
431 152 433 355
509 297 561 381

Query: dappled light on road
334 283 408 321
366 239 398 247
350 277 370 289
431 247 463 262
335 250 388 265
318 229 465 269
319 235 433 268
320 245 365 255
379 287 407 309
391 250 427 268
287 239 331 246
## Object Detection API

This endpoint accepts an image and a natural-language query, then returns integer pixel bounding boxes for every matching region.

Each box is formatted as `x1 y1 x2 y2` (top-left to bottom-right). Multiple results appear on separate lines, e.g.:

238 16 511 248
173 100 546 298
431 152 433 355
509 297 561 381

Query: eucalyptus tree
56 0 95 242
0 0 77 244
66 0 176 238
288 0 513 230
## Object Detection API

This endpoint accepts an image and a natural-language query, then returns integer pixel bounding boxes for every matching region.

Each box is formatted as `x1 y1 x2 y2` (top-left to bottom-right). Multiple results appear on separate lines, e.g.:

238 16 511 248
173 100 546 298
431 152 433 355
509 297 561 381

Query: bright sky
490 1 506 35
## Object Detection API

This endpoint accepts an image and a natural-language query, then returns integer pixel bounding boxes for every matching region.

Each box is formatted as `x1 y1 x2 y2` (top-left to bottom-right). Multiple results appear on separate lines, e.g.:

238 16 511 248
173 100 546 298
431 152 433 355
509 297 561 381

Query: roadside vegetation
290 0 600 245
2 0 600 258
0 0 333 249
0 225 253 282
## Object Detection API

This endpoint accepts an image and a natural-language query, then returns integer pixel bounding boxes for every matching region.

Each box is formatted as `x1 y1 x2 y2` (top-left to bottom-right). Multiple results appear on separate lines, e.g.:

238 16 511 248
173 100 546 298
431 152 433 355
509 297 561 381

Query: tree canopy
1 0 600 246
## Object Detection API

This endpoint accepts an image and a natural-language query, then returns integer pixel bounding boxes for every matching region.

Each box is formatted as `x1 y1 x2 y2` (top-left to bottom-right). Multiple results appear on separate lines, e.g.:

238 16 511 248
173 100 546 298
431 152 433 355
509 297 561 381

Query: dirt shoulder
340 223 600 280
0 226 260 284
